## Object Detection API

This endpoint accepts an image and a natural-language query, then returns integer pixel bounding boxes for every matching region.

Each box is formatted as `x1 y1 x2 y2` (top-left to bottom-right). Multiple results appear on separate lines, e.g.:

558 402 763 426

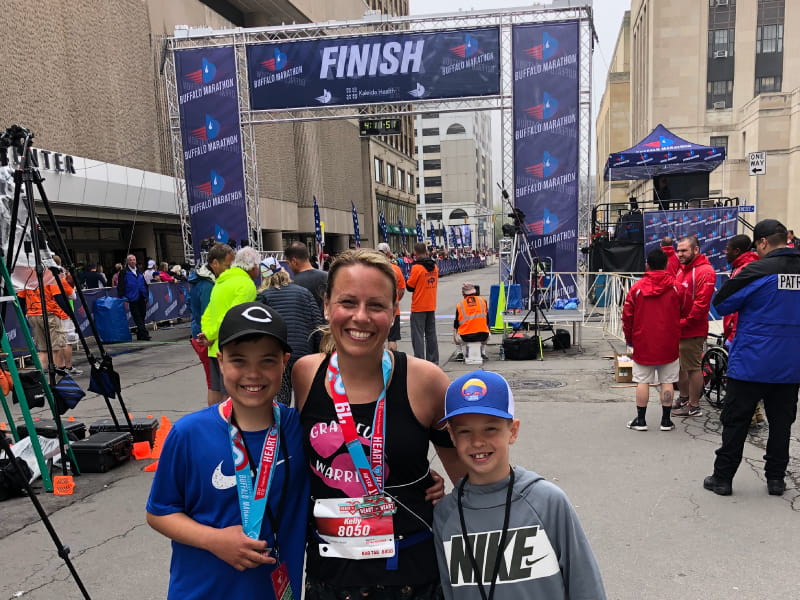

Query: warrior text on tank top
301 351 438 587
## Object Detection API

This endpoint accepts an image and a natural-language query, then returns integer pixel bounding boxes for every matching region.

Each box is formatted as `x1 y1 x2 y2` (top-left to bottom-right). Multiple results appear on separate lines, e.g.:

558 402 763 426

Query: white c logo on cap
241 306 273 323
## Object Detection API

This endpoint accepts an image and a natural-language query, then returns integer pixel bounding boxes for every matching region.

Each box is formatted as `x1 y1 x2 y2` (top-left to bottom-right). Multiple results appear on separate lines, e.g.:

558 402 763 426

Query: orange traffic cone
53 475 75 496
150 417 171 459
143 461 158 472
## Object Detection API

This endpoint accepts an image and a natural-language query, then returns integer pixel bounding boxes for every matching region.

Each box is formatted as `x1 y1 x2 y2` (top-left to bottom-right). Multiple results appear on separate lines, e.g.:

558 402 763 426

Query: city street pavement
1 263 798 599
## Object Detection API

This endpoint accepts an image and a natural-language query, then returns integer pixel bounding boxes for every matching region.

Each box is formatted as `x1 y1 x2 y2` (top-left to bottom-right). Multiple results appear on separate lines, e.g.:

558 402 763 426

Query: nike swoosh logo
523 554 549 568
211 457 290 491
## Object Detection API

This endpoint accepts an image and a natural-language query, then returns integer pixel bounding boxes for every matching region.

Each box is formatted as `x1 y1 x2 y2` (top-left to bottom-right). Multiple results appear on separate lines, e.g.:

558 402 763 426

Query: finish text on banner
175 46 248 258
512 22 579 295
247 28 500 110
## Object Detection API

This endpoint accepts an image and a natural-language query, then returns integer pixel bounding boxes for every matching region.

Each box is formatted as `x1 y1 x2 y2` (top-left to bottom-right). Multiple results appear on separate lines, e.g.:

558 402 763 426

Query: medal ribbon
326 351 393 496
222 397 281 539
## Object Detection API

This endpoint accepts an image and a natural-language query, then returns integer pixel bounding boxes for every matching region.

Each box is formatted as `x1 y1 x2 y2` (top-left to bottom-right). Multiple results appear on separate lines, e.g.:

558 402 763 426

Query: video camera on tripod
0 124 34 167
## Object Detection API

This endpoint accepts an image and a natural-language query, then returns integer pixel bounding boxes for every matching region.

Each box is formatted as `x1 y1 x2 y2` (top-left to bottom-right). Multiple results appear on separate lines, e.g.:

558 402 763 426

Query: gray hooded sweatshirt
433 466 606 600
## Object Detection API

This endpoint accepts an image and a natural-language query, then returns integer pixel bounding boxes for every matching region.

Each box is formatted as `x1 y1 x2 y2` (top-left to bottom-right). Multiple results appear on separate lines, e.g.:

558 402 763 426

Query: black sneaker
703 475 732 496
454 352 464 362
660 420 675 431
626 418 647 431
767 479 785 496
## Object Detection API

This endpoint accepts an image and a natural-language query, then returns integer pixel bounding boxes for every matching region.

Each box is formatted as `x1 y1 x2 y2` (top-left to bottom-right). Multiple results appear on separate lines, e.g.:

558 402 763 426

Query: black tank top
301 351 438 587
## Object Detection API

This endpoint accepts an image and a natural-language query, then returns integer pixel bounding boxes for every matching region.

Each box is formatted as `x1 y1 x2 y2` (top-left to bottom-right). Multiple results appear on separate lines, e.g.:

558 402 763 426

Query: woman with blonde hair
257 261 322 404
292 248 463 600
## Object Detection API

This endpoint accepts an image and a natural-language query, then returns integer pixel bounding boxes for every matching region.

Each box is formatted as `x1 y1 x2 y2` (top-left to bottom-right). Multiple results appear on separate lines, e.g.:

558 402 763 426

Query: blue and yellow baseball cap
441 370 515 422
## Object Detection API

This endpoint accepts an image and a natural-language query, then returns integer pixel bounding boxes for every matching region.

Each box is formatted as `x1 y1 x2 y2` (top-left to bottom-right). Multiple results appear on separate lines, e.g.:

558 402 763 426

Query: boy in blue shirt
147 302 309 599
433 370 606 600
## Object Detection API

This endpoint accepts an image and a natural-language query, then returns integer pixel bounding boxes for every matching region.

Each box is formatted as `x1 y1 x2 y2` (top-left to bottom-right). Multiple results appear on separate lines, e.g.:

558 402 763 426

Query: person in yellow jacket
453 282 490 361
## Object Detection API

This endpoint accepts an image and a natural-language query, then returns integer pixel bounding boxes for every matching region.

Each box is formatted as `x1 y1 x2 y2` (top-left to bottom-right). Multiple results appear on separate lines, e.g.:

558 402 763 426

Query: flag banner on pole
416 219 424 243
461 224 472 248
379 212 388 243
174 47 248 259
351 202 361 248
449 226 458 248
398 218 406 249
512 22 579 300
429 222 436 247
313 195 324 265
440 221 447 249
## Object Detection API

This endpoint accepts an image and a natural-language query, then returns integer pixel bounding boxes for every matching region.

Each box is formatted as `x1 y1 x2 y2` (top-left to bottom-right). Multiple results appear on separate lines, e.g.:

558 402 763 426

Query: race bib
313 497 395 560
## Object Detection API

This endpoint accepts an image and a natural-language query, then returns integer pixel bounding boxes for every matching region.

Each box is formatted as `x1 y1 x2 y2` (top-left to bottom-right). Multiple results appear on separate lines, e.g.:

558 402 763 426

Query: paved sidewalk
0 266 798 599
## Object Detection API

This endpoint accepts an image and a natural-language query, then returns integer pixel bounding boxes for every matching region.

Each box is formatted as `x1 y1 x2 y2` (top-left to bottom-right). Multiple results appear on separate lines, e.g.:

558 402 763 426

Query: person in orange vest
453 282 490 361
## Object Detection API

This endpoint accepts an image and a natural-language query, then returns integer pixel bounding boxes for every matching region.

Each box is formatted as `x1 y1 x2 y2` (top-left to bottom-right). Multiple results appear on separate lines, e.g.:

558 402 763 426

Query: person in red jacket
722 235 759 344
722 234 765 428
673 235 717 417
660 237 681 276
622 249 682 431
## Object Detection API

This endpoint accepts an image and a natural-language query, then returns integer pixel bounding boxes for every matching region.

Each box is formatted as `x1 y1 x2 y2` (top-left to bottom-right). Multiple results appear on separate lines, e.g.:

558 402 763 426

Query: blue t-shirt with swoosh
146 403 309 599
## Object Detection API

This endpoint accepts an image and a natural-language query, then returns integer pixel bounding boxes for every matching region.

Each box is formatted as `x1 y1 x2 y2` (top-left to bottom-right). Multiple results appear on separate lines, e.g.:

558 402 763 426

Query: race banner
175 47 247 258
512 22 579 298
644 207 739 272
247 28 500 110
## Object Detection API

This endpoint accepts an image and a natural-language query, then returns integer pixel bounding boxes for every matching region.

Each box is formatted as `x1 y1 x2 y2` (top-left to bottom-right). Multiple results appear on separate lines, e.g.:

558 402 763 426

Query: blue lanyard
223 398 281 539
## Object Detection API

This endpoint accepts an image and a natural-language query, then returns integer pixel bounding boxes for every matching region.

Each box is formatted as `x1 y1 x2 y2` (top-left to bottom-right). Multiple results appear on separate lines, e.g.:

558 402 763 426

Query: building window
756 24 783 53
707 79 733 109
708 29 734 57
386 163 395 188
755 75 781 94
446 123 466 135
425 193 443 204
422 145 440 153
450 208 468 221
424 176 442 187
423 159 441 170
422 112 439 119
709 135 729 152
374 158 384 183
427 212 442 221
398 169 405 191
422 127 439 136
408 173 414 194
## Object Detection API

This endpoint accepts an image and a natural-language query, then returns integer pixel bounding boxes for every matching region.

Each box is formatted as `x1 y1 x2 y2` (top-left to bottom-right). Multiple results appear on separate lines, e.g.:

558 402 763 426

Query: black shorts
208 356 228 394
460 332 489 343
388 314 401 342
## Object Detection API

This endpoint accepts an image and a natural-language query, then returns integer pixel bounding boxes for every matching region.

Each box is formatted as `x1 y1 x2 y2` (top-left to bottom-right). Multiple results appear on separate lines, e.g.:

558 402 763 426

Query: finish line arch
164 4 594 285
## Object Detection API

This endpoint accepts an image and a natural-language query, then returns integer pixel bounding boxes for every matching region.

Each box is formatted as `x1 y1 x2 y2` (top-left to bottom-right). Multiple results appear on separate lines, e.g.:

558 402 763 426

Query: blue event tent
603 124 726 181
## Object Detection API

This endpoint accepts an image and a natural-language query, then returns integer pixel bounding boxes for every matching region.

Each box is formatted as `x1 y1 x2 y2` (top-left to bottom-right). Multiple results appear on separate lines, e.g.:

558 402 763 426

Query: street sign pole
747 151 766 223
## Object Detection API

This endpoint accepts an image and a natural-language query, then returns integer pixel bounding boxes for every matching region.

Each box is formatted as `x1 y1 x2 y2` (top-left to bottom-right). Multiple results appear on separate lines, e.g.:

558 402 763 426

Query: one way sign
749 151 766 176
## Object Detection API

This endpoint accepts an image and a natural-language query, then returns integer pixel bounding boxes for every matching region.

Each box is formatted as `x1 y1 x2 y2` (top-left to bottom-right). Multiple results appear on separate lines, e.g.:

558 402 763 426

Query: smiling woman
292 248 466 600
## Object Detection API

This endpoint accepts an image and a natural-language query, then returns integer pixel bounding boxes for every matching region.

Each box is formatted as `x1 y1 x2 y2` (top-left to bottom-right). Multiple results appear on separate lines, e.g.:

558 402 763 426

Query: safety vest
456 295 489 336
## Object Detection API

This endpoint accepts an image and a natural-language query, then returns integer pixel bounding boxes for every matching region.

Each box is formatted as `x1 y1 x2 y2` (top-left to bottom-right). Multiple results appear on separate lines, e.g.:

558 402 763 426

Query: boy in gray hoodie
433 370 606 600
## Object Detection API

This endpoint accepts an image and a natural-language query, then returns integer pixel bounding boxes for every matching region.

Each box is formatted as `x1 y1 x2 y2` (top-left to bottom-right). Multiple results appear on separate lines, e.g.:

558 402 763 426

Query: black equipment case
17 419 87 441
502 335 539 360
70 431 133 473
89 417 159 447
552 329 571 350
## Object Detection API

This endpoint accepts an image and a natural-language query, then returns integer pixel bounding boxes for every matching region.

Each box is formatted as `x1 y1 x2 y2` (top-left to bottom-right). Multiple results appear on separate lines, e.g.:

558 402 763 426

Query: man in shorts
17 272 68 370
622 249 682 431
377 242 405 351
673 236 716 417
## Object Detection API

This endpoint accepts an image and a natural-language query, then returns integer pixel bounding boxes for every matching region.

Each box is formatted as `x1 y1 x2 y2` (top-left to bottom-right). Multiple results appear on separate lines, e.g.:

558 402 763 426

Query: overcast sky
408 0 631 184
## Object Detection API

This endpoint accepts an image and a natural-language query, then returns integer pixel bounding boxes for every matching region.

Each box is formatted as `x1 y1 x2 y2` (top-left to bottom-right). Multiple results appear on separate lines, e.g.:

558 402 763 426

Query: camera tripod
499 186 554 360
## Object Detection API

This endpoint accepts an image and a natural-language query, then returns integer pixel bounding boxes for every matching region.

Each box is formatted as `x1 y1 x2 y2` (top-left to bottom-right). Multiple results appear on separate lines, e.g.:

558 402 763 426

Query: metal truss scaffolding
163 4 594 263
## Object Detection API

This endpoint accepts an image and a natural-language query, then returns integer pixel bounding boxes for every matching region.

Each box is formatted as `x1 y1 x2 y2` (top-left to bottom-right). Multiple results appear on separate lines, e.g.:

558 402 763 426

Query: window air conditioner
714 50 729 58
716 0 729 6
712 101 726 109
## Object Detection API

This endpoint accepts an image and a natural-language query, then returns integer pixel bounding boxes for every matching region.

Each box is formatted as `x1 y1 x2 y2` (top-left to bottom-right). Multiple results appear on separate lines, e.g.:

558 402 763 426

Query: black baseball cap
752 219 787 242
218 302 292 353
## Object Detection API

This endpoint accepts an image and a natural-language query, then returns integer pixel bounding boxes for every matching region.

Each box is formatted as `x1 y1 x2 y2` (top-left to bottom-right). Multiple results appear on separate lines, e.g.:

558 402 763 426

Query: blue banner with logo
175 47 248 258
644 207 738 272
247 28 500 110
512 22 579 295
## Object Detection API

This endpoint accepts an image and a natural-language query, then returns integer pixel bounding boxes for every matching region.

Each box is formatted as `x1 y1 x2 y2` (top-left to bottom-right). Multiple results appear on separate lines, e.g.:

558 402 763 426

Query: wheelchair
701 334 728 409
